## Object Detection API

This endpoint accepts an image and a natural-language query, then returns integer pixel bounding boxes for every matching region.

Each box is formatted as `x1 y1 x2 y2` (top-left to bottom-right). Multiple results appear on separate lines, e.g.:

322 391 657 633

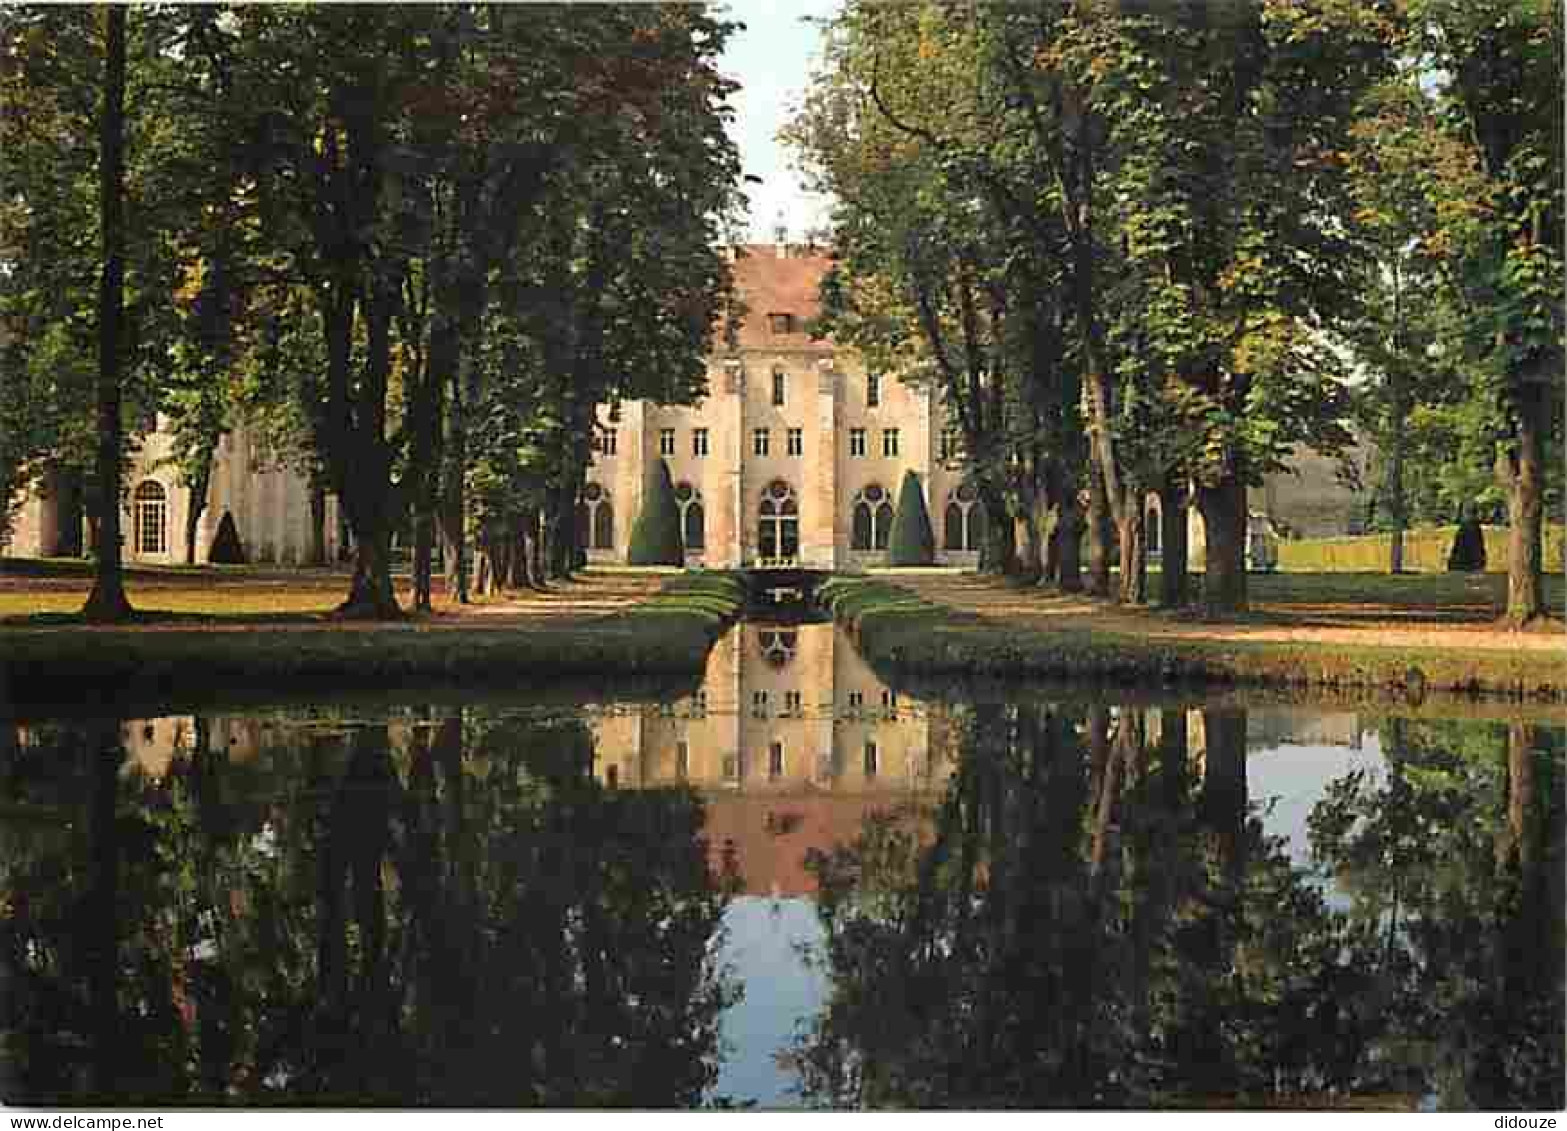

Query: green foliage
887 470 935 566
627 459 684 567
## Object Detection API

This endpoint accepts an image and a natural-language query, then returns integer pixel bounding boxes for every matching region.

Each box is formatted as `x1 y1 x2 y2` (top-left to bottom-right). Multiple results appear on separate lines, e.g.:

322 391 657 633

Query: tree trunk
1499 722 1538 872
1195 472 1247 615
413 510 434 613
87 718 123 1095
1158 478 1189 609
308 476 327 566
83 7 132 623
1387 420 1407 574
338 517 400 619
1117 509 1146 605
1054 483 1084 593
528 509 546 589
1020 488 1047 583
544 484 572 580
184 444 214 565
1199 707 1248 891
977 479 1017 576
1086 462 1112 597
1502 379 1546 626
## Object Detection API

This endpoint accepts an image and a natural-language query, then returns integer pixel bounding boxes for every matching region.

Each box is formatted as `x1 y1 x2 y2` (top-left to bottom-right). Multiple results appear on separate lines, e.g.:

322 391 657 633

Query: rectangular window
787 427 804 457
693 689 708 717
676 741 689 781
609 402 622 423
882 428 900 458
847 690 864 711
784 689 802 715
693 428 709 457
768 312 794 334
659 428 675 456
849 428 866 458
882 689 898 718
752 690 769 718
754 428 770 457
600 429 618 456
863 741 879 779
769 741 785 780
723 753 741 783
939 429 958 462
772 370 787 406
866 372 881 407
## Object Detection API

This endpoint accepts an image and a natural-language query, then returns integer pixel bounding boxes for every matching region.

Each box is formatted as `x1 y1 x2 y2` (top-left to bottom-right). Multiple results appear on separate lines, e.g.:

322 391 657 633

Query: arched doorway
757 480 798 562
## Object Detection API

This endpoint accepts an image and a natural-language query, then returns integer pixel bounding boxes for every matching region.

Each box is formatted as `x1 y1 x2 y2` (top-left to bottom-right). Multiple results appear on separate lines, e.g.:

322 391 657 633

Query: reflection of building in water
1246 709 1364 751
592 622 950 896
119 716 269 779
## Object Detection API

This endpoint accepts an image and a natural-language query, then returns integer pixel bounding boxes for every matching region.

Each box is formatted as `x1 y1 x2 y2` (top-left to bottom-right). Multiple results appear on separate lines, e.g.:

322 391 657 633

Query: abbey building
580 242 983 570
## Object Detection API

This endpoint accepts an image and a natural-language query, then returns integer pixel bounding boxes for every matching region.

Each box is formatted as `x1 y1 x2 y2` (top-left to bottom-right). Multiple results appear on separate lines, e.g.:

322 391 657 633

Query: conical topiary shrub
207 510 247 564
1447 511 1487 572
887 469 936 566
626 458 685 566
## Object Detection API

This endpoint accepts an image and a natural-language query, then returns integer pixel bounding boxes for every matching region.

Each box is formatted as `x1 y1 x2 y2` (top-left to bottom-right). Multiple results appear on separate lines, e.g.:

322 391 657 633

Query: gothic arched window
757 628 797 668
851 484 894 551
757 480 798 561
944 482 984 552
675 482 705 551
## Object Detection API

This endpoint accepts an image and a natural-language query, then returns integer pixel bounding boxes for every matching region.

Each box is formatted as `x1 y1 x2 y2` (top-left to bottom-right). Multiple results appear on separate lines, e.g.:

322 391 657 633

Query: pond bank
0 572 746 712
821 576 1566 703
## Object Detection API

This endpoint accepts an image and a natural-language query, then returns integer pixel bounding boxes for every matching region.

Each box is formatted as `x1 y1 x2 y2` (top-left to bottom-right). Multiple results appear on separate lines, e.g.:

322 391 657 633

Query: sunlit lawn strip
821 577 1564 702
0 572 746 710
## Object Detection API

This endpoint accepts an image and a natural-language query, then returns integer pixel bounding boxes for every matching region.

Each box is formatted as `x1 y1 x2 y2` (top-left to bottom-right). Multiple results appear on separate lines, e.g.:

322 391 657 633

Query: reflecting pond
1 621 1562 1109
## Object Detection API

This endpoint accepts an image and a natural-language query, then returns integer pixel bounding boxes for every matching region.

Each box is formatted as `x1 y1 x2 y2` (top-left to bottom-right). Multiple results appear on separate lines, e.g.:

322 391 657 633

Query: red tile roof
725 243 835 351
702 791 931 897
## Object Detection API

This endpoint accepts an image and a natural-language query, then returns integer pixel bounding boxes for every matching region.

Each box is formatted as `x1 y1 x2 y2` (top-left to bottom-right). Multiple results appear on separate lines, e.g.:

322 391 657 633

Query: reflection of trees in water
1 710 737 1106
789 705 1564 1110
1310 718 1564 1110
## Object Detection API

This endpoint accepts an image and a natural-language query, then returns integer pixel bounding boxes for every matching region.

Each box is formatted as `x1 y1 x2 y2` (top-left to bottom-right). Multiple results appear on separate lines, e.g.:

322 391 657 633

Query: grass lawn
830 571 1567 702
0 558 391 619
0 564 747 710
1247 569 1566 613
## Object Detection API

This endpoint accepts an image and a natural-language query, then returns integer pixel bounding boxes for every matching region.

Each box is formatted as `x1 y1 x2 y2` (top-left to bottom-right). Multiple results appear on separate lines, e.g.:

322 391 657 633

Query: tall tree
1411 0 1563 625
81 5 131 622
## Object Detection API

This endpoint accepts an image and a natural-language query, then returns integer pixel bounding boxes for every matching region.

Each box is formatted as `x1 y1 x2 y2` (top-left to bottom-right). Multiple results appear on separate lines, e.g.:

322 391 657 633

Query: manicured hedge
887 470 936 566
627 459 685 566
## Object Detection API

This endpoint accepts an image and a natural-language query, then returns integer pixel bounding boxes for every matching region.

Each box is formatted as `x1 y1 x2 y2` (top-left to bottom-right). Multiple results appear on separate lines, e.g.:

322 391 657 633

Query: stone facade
582 243 980 570
5 416 342 566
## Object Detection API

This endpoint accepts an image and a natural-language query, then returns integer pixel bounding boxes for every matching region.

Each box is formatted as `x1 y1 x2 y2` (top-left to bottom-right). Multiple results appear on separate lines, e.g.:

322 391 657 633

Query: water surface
2 621 1561 1109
